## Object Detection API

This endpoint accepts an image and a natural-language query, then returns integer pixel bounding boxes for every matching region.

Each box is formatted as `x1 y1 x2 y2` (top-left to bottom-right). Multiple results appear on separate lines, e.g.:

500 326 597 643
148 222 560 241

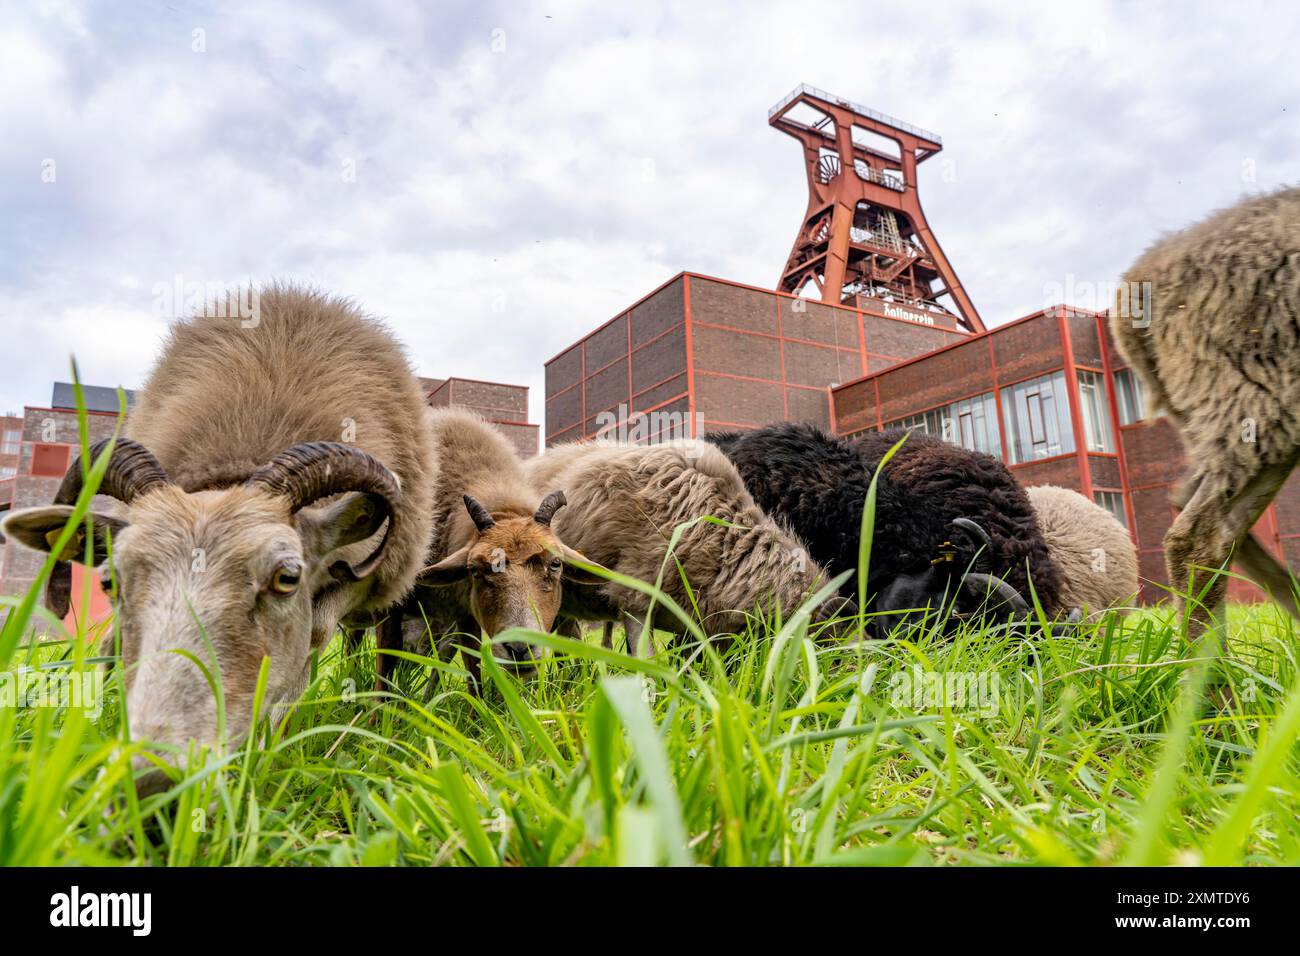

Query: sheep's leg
1220 450 1300 615
425 632 458 700
340 626 365 652
1168 464 1300 619
1165 454 1296 641
601 621 614 650
554 617 584 640
623 612 649 658
1170 470 1203 509
1236 533 1300 620
461 635 484 696
372 612 404 692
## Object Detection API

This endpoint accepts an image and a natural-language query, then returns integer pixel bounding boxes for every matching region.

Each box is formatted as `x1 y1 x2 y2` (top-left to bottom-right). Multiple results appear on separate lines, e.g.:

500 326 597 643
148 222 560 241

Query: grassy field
3 592 1300 867
2 400 1299 867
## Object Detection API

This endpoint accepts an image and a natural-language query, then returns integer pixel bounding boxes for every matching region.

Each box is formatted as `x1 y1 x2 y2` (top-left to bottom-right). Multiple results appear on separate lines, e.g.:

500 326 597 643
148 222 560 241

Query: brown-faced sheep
523 439 854 655
1110 186 1300 636
398 409 602 693
2 284 436 788
1025 485 1138 617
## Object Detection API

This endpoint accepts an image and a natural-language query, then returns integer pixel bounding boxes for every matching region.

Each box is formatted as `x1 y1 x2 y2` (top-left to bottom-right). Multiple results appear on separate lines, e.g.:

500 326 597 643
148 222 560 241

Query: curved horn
533 490 567 526
247 442 400 579
960 572 1030 614
46 438 170 617
463 494 496 533
950 517 992 554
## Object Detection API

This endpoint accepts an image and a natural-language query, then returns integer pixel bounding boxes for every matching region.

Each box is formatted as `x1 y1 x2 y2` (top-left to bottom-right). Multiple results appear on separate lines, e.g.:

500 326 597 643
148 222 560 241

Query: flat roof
544 270 970 368
51 382 135 414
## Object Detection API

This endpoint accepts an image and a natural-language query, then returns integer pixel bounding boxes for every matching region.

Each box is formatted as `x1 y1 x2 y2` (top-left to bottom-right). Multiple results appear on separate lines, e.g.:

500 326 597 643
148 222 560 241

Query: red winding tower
769 84 984 333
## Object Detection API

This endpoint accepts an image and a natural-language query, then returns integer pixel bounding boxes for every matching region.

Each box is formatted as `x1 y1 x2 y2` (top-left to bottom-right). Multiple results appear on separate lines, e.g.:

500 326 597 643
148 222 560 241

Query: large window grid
1001 371 1073 464
887 391 1000 457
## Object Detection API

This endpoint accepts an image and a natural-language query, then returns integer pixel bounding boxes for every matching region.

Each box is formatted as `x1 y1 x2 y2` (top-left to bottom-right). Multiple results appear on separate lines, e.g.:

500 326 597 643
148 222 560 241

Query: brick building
0 413 22 506
0 384 133 625
545 272 969 444
543 283 1296 604
829 305 1300 602
420 376 538 457
542 85 1300 605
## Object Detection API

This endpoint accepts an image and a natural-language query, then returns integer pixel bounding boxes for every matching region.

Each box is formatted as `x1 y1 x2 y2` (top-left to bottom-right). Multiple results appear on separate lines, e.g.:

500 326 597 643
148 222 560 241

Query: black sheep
708 423 1066 634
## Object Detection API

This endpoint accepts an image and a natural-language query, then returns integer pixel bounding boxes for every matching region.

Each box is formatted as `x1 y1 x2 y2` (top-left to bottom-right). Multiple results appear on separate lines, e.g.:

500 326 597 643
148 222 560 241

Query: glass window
887 391 1001 458
1077 370 1115 453
1094 490 1128 529
1 430 19 455
1114 369 1146 425
0 466 14 479
1001 371 1074 464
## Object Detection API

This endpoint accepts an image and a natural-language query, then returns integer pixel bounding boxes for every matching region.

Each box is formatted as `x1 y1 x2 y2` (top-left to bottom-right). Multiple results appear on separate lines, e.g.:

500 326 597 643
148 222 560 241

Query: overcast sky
2 0 1295 427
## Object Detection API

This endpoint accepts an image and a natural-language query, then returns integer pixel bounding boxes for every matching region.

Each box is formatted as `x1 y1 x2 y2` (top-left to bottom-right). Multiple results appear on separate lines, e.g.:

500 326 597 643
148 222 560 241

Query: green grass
3 597 1300 866
3 389 1300 867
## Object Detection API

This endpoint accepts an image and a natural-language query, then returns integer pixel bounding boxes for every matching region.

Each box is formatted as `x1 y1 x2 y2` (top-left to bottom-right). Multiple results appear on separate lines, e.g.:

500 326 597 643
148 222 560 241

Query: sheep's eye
269 563 301 595
549 558 563 574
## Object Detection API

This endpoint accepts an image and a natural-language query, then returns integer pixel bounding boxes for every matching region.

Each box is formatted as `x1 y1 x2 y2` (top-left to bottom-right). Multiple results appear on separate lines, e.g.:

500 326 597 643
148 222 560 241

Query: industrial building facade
543 86 1300 605
0 385 130 624
545 278 1300 603
420 377 538 457
544 272 968 445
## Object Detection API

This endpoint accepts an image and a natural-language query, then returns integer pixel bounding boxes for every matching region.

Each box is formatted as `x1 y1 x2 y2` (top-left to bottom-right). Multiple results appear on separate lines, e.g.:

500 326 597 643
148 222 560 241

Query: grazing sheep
2 284 436 785
1110 186 1300 636
709 423 1066 634
400 409 601 692
522 438 854 655
1025 485 1138 617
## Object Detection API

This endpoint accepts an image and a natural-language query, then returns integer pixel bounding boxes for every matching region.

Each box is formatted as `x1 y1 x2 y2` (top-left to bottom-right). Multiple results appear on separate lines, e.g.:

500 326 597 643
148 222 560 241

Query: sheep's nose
502 640 534 662
130 753 174 798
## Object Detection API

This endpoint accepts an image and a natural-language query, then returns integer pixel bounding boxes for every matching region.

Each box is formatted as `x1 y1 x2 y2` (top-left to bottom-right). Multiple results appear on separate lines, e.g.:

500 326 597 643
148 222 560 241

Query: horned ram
2 284 436 789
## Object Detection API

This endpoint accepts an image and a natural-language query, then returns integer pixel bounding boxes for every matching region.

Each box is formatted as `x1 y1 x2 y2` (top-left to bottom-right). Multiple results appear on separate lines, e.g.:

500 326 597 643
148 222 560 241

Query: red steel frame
768 85 984 332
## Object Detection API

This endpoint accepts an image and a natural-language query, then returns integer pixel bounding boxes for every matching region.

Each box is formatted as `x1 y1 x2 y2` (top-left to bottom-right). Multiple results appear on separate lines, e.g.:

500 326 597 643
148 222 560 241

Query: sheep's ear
416 546 471 586
298 492 389 559
2 506 127 565
551 542 609 585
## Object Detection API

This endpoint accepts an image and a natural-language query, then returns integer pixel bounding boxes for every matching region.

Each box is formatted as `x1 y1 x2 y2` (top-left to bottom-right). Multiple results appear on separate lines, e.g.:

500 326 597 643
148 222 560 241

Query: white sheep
1025 485 1138 618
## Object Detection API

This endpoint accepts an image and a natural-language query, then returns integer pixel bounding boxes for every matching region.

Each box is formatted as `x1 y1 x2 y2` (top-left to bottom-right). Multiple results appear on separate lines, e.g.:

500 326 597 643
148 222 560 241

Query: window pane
887 390 1001 458
1093 490 1128 529
1002 371 1074 464
1114 369 1146 425
1078 370 1115 453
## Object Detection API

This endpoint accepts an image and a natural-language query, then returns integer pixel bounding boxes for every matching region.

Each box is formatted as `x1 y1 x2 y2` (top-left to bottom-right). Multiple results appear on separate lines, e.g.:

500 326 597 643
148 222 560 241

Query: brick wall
543 272 970 445
544 276 689 446
424 376 539 458
0 407 122 602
